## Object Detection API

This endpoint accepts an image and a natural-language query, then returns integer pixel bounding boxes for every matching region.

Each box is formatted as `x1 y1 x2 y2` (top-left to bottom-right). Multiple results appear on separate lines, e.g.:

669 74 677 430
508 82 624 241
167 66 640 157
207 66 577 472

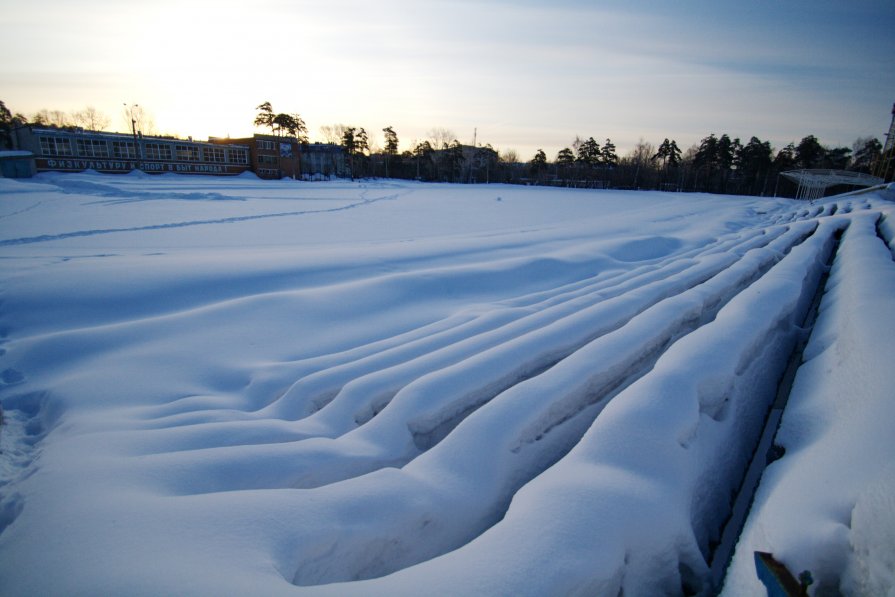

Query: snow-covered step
309 217 844 596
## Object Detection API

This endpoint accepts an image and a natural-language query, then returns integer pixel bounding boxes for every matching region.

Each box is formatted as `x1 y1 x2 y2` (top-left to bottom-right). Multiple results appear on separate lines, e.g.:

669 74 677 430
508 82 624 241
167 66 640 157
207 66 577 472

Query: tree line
1 100 156 142
251 103 891 194
3 98 892 196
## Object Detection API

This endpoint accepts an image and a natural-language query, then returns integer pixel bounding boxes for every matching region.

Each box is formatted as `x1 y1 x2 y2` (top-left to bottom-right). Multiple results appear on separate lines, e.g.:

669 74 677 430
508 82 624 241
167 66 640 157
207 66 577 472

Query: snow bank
722 212 895 596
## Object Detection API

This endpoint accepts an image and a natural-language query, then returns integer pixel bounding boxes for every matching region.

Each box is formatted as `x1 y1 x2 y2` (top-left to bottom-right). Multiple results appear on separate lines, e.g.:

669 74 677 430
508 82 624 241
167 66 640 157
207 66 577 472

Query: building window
257 168 279 177
92 139 109 157
258 154 278 165
175 145 199 162
257 139 275 151
111 141 136 159
228 148 248 164
204 147 225 163
39 136 73 156
75 138 109 158
145 143 173 161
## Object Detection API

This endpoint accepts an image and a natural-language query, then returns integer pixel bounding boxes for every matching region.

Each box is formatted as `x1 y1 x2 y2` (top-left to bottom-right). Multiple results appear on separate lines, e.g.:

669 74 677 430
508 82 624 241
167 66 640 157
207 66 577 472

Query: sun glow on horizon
2 0 893 159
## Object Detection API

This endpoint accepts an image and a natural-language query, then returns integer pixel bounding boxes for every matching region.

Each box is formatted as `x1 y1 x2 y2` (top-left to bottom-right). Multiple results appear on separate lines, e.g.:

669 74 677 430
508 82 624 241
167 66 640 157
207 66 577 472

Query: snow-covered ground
0 172 892 596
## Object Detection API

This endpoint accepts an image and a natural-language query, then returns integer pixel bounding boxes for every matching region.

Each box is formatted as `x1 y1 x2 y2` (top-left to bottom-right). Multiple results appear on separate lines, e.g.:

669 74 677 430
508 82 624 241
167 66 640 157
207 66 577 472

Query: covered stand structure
780 169 884 200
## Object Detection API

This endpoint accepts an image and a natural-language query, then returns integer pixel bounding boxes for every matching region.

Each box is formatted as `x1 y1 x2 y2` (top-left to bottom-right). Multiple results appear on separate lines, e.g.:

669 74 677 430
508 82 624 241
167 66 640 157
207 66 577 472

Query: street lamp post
123 103 143 171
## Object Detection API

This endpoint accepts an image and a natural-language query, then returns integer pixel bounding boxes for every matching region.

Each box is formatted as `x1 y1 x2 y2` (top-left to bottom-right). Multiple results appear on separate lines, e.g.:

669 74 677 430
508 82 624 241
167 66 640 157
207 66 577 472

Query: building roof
29 127 249 149
781 169 884 189
781 169 885 200
0 150 34 159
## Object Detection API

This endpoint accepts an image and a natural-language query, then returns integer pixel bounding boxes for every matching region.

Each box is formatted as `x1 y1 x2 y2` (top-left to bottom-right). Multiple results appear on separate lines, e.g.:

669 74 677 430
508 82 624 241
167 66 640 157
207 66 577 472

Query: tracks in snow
0 188 405 246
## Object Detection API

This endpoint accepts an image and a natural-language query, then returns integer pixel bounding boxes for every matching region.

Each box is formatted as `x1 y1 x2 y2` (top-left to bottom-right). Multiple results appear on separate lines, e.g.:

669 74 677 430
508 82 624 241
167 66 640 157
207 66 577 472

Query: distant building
210 134 301 180
209 137 349 180
299 143 349 179
11 126 349 180
14 127 251 176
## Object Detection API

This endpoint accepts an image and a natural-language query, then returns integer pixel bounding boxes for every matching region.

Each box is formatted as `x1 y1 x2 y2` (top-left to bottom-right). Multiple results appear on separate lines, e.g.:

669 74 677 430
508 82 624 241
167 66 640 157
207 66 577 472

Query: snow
721 211 895 596
0 172 892 595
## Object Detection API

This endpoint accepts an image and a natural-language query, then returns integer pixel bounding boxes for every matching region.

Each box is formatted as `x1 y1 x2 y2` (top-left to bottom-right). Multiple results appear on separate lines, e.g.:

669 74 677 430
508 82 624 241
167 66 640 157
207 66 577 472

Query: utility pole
875 102 895 181
123 103 143 171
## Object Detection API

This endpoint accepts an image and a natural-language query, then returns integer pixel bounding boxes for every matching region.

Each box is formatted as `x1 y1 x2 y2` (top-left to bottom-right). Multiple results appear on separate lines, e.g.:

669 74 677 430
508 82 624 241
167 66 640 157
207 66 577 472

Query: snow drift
0 174 892 595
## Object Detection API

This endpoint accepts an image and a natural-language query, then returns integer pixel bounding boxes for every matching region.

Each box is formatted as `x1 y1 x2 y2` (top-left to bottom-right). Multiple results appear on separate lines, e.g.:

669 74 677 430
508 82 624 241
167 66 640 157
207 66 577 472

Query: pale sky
2 0 894 160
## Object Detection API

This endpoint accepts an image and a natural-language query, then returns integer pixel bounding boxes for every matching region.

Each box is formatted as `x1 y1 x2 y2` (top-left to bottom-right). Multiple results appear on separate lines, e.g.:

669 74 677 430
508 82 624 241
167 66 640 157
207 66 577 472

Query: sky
2 0 894 160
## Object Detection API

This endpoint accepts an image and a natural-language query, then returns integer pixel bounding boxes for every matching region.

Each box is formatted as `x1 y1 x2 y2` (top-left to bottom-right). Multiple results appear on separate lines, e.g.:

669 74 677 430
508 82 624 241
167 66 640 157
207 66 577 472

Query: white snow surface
0 173 892 596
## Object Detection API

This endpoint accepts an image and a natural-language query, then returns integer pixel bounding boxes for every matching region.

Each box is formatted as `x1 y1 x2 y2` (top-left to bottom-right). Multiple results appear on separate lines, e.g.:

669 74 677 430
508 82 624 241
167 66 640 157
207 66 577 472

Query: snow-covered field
0 172 893 596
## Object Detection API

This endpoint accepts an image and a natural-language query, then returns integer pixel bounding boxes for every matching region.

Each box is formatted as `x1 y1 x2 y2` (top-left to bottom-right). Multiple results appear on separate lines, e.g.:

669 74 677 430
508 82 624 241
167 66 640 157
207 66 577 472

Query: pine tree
652 139 672 168
0 100 13 149
290 113 308 143
382 126 399 155
773 143 797 172
530 149 548 181
795 135 826 169
556 148 575 165
694 134 719 173
355 128 369 155
474 144 499 183
717 134 736 171
446 140 466 182
412 140 434 180
341 127 355 153
823 146 852 170
382 126 399 178
737 136 773 195
576 137 601 166
667 140 682 167
254 102 275 133
254 102 307 141
601 139 618 166
852 137 882 173
342 127 357 179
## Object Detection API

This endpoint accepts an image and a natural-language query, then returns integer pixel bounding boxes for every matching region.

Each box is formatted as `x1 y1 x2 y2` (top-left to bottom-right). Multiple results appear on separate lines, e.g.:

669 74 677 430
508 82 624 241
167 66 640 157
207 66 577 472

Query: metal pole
124 103 142 171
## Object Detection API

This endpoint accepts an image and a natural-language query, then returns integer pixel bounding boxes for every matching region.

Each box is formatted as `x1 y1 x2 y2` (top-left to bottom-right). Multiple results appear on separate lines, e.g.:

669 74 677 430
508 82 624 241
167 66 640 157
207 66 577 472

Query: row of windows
145 143 172 161
77 139 109 158
111 141 137 159
176 145 200 162
205 147 225 163
229 149 248 164
37 136 248 164
40 137 73 156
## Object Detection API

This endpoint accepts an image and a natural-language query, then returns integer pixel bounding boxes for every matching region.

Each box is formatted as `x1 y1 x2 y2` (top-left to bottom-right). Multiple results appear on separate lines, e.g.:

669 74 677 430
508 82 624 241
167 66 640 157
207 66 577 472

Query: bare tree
628 138 655 165
122 104 155 135
500 149 519 164
320 124 349 145
32 109 71 127
427 127 456 150
72 106 110 131
626 138 656 189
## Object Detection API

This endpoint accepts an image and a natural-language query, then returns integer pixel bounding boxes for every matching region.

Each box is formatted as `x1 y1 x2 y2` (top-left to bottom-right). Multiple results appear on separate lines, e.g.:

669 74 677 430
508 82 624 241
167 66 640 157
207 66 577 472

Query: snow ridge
0 173 892 596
